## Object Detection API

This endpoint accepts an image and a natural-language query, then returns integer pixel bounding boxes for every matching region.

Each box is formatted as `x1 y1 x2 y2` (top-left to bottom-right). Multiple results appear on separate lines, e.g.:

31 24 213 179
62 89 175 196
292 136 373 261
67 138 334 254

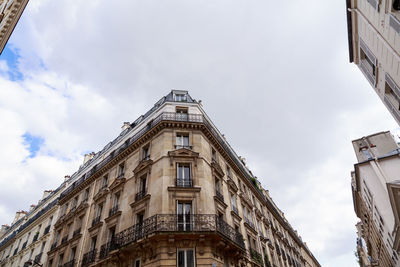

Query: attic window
174 93 187 102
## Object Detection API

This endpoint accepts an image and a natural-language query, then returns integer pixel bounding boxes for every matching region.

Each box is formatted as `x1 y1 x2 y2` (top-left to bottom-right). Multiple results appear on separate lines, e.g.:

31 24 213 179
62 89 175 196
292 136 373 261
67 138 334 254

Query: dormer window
174 93 187 102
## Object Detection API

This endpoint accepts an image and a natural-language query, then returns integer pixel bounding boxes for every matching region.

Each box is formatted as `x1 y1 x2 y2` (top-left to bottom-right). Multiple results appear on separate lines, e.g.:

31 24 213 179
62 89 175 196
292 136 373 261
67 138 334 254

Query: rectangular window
142 145 150 160
83 188 90 201
135 259 141 267
359 38 377 86
212 148 217 162
177 202 192 231
70 247 76 260
97 203 103 218
113 192 120 208
174 93 187 102
108 227 116 242
231 194 238 213
177 249 194 267
57 254 64 267
102 175 109 189
90 236 97 250
118 163 125 177
176 134 190 149
177 163 192 187
226 166 231 178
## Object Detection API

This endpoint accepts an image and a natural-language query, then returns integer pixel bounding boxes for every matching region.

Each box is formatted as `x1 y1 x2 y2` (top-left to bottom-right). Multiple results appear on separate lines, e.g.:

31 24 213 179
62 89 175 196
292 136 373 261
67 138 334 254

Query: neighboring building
346 0 400 125
0 91 320 267
351 131 400 266
0 0 29 55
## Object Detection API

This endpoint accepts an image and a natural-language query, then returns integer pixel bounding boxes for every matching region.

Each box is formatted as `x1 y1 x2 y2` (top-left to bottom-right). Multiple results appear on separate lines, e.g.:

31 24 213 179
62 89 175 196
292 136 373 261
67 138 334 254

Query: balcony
216 190 224 202
135 189 147 202
34 252 43 263
44 225 51 235
109 205 119 217
250 248 263 266
176 178 193 187
63 259 74 267
82 249 97 267
99 214 245 259
92 216 101 227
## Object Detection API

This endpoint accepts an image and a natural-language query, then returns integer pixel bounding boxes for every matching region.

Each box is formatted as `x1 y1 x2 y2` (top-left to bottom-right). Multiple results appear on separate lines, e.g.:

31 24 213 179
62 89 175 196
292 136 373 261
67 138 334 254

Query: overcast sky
0 0 398 266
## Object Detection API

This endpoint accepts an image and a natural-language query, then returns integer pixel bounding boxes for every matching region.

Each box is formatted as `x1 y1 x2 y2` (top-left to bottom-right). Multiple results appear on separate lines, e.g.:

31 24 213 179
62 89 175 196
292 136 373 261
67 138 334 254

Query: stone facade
0 0 29 55
346 0 400 125
351 131 400 266
0 91 320 267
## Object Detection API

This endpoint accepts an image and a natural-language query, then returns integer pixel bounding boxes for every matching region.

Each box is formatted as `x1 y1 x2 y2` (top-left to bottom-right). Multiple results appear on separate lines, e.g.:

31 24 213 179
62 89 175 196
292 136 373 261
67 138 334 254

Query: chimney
12 210 27 224
121 122 131 131
0 225 9 238
83 152 95 164
42 190 53 200
64 175 71 183
29 204 36 212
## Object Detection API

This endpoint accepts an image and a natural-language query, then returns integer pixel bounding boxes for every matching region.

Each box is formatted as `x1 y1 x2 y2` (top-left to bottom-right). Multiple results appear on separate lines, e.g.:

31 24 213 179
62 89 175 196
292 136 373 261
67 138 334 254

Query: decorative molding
168 148 199 166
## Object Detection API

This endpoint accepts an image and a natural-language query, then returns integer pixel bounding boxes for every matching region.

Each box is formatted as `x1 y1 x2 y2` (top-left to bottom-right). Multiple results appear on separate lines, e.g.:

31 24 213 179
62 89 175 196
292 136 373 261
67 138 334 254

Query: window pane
178 250 185 267
186 250 194 267
183 136 189 146
183 166 190 179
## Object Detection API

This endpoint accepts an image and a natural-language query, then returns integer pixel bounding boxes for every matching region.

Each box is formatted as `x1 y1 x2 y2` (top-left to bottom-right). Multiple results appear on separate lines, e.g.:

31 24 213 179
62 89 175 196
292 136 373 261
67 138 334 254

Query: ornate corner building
0 0 29 55
0 91 320 267
346 0 400 125
351 131 400 267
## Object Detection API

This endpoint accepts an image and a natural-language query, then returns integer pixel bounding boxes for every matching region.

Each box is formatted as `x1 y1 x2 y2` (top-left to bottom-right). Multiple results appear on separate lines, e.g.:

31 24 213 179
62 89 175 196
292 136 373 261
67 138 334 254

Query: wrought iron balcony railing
63 259 74 267
82 249 97 267
92 216 101 227
216 190 224 201
99 214 245 259
176 178 193 187
135 189 147 201
250 248 263 266
109 205 119 217
34 252 43 263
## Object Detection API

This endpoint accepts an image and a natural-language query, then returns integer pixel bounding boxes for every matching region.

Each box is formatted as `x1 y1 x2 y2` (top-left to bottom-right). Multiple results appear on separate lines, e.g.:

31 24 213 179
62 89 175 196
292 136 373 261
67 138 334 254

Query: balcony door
177 202 192 231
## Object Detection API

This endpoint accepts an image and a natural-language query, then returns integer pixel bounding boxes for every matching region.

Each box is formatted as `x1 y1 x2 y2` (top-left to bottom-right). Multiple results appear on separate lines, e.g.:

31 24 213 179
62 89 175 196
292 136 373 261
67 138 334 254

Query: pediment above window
227 178 238 192
133 158 153 175
168 148 199 166
109 177 126 192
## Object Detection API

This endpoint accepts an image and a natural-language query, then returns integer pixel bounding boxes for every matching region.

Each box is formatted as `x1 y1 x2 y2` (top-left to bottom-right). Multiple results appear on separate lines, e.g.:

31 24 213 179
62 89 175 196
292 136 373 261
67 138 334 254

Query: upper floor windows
176 133 190 149
142 144 150 160
212 148 217 162
101 175 109 190
176 163 192 187
118 163 125 178
178 248 194 267
394 0 400 10
174 93 187 102
359 38 377 86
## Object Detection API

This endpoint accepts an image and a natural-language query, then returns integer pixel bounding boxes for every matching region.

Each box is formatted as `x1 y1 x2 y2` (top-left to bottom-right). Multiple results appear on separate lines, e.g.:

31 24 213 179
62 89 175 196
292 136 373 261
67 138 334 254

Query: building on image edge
0 91 320 267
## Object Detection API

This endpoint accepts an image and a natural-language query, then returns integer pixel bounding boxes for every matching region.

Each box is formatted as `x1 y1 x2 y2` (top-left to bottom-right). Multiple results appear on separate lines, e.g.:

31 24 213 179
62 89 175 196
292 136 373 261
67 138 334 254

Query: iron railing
63 259 74 267
216 190 224 201
99 214 244 259
176 178 193 187
82 249 97 267
109 205 119 217
250 248 263 266
34 252 43 263
135 189 147 201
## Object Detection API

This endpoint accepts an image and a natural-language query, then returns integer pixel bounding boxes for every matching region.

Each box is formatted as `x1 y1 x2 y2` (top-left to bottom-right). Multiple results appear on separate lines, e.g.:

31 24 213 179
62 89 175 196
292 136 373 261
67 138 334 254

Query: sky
0 0 398 266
